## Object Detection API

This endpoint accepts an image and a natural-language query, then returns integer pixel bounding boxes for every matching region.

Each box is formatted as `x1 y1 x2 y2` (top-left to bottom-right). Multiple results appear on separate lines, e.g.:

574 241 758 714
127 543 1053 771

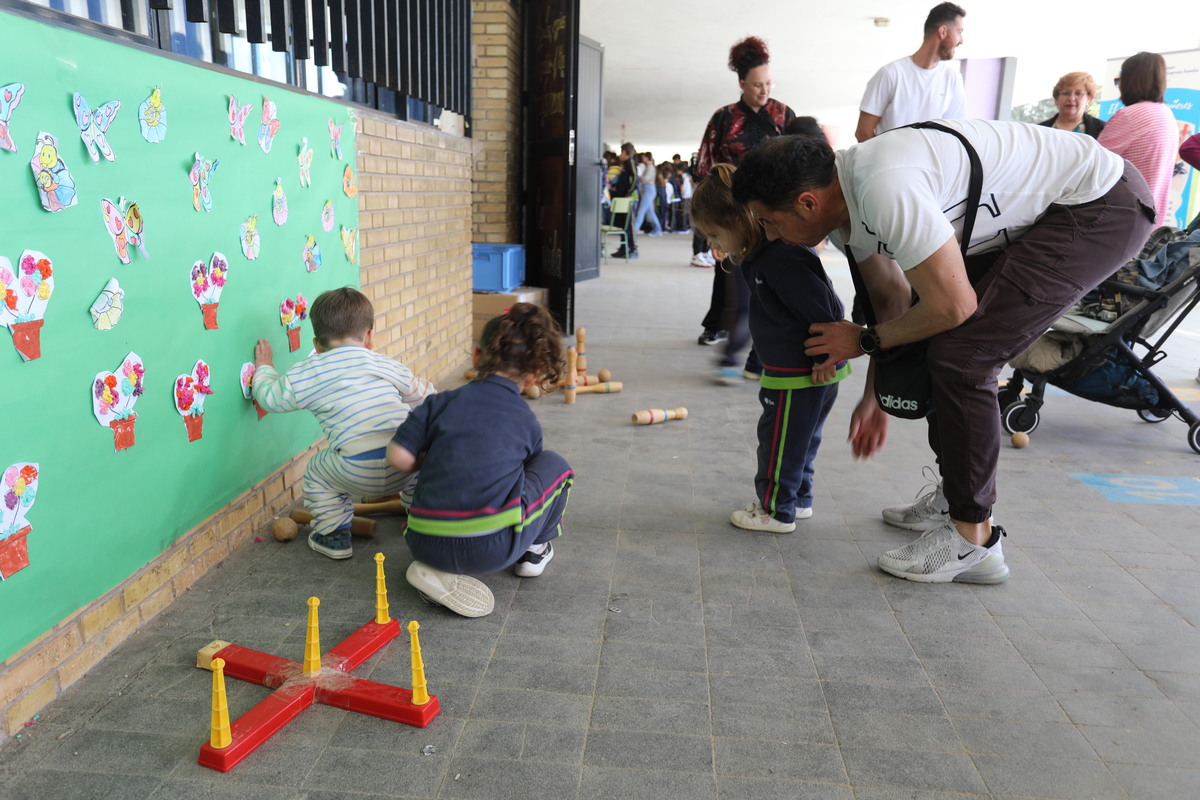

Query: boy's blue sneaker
308 528 353 559
712 366 742 385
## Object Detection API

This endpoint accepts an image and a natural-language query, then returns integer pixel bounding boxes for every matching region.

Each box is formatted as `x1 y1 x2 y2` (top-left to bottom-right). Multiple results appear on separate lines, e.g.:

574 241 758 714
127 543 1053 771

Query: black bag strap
845 121 984 328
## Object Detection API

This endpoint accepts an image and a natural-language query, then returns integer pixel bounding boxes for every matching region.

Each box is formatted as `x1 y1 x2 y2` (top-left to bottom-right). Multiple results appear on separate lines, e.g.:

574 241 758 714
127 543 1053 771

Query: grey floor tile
585 728 713 773
578 766 717 800
972 753 1125 799
841 747 987 794
714 738 846 783
589 695 711 734
830 709 963 753
710 703 834 745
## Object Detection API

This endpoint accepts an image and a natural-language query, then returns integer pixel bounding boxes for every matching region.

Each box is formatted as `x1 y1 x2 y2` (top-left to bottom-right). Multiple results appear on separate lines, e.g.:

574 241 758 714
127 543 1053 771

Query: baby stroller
998 223 1200 454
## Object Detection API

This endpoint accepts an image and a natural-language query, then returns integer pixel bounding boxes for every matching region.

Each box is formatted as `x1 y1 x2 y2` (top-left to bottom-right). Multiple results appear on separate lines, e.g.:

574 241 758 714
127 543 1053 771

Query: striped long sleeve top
252 346 435 455
1097 101 1179 226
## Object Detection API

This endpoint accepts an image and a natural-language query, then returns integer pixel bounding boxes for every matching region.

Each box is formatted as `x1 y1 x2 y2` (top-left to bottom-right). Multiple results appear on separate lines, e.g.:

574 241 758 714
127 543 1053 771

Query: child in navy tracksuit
388 303 575 617
692 163 849 533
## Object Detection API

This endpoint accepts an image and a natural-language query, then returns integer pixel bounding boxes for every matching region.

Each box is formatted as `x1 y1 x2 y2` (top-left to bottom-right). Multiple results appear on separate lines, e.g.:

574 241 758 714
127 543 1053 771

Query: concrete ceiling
580 0 1200 158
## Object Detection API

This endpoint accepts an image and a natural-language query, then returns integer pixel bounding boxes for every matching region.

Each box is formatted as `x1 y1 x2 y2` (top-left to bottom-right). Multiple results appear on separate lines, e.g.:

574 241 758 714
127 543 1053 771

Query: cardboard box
472 287 547 340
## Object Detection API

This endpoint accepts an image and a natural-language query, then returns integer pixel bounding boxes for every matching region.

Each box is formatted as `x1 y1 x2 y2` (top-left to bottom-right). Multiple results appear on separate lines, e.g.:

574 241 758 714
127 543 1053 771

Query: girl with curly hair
389 303 575 617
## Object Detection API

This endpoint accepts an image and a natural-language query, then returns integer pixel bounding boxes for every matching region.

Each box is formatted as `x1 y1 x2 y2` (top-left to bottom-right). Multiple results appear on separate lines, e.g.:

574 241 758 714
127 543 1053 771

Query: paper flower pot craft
93 351 145 452
0 250 54 362
191 252 229 330
175 359 214 442
30 132 77 212
240 362 268 420
280 294 308 352
1 462 38 580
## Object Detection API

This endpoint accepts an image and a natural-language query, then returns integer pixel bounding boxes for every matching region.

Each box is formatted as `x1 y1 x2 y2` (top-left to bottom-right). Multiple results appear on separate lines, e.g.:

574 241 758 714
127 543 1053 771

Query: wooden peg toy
564 347 578 403
575 381 622 394
291 509 378 537
632 407 687 425
575 328 587 373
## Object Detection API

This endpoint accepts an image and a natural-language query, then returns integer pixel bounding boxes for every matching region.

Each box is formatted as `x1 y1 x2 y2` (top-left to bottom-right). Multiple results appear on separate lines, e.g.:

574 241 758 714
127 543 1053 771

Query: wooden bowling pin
631 407 687 425
565 347 578 403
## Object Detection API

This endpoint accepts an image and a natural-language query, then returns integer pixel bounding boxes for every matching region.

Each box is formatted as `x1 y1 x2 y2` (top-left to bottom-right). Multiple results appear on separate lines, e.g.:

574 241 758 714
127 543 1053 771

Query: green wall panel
0 10 361 661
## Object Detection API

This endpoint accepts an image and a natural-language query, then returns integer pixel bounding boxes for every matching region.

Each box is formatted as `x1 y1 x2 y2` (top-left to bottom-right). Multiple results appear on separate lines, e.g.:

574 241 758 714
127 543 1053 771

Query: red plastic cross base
197 616 439 772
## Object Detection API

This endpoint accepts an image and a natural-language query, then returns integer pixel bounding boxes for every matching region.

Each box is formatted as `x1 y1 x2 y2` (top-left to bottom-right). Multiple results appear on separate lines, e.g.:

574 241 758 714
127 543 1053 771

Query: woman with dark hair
1098 52 1178 225
1039 71 1105 138
610 142 640 259
694 36 796 382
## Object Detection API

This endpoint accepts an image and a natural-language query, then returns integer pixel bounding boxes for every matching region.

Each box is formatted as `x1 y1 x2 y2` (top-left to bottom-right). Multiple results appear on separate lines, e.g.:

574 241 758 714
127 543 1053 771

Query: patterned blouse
696 98 796 179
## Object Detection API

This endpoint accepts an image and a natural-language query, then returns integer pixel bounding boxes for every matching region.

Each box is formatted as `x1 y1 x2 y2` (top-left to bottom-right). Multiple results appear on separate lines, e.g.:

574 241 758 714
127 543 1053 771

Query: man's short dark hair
784 116 828 144
310 287 374 348
731 135 837 211
924 2 965 37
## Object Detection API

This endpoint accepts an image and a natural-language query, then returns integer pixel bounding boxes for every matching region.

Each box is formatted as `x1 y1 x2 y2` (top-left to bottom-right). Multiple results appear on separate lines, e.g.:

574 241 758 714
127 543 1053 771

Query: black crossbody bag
845 121 985 419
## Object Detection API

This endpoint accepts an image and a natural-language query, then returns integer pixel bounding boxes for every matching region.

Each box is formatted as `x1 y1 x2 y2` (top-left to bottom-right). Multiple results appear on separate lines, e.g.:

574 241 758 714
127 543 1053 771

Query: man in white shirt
855 3 966 143
732 120 1156 586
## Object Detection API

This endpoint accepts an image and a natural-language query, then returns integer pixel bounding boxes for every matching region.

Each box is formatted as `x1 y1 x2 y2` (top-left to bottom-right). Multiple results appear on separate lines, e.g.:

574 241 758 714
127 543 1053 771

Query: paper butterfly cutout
302 234 322 273
92 351 144 428
298 137 313 187
30 132 77 212
241 215 261 260
73 92 120 163
101 197 148 264
321 200 334 232
229 94 252 145
1 82 26 153
138 87 166 143
90 278 124 331
329 117 343 160
272 178 288 226
258 94 280 153
343 164 357 198
190 153 219 212
1 462 39 545
341 227 358 264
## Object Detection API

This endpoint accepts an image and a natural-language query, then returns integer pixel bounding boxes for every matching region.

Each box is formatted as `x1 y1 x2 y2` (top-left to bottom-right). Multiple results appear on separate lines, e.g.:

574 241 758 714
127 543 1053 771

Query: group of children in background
253 289 575 619
604 150 694 235
253 127 848 618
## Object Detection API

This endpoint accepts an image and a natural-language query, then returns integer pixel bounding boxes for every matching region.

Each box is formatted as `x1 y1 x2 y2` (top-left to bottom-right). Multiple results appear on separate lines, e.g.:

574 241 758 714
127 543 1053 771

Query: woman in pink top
1098 51 1178 226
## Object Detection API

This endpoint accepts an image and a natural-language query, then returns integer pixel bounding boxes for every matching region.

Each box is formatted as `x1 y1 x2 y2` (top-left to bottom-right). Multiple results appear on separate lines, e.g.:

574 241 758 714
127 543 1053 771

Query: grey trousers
926 160 1156 523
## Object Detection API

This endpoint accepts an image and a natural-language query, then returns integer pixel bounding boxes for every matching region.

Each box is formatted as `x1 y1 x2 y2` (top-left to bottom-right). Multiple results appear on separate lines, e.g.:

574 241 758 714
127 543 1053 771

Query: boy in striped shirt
253 287 435 559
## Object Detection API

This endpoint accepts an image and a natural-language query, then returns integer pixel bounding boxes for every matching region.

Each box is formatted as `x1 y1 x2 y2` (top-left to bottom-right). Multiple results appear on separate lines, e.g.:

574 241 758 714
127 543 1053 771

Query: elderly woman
1039 72 1105 138
1098 52 1179 226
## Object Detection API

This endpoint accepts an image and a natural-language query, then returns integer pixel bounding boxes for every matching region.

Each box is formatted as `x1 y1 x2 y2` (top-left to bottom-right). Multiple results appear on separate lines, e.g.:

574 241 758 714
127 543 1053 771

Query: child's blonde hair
690 163 763 262
477 303 565 388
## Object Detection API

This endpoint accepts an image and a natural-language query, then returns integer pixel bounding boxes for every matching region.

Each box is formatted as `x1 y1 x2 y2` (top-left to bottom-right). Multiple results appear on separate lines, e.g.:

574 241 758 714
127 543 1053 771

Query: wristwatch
858 326 881 356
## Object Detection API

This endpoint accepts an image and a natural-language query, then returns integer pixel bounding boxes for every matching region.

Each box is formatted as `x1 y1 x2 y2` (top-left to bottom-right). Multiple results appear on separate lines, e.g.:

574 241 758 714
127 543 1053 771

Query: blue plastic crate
472 244 525 292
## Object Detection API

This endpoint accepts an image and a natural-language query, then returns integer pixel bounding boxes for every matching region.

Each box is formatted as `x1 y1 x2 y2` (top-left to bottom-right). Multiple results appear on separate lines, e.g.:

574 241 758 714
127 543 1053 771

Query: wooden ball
597 368 612 382
1010 431 1029 449
272 517 299 542
525 384 542 399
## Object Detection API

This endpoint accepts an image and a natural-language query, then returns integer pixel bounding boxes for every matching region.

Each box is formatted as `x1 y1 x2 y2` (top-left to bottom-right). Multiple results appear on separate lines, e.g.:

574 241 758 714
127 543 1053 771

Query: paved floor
3 234 1200 799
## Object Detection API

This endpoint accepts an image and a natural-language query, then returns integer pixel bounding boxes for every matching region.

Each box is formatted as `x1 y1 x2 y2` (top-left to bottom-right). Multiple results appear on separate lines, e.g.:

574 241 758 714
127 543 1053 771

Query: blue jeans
632 184 663 235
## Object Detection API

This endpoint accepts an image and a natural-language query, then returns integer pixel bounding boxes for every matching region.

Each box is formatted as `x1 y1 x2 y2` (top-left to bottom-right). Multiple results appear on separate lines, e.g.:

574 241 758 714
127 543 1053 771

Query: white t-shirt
831 119 1125 270
859 57 966 136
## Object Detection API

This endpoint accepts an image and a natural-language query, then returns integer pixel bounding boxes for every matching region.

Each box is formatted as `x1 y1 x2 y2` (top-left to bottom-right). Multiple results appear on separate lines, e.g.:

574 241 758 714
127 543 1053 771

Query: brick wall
0 112 475 744
471 0 523 244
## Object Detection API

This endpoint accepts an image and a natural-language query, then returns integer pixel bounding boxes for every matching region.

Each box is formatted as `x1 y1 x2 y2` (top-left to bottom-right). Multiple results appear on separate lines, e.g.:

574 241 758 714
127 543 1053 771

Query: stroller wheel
1189 421 1200 455
1002 401 1040 435
1137 407 1173 424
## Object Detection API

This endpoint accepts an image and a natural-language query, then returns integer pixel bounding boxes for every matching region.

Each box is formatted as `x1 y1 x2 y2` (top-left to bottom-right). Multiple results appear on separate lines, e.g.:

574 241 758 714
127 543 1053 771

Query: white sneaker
514 542 554 577
878 523 1009 584
730 501 798 533
881 467 950 531
405 561 495 617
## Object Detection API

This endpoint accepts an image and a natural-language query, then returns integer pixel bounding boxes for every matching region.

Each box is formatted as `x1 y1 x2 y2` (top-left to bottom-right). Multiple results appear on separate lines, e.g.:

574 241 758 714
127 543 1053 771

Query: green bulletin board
0 9 360 662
